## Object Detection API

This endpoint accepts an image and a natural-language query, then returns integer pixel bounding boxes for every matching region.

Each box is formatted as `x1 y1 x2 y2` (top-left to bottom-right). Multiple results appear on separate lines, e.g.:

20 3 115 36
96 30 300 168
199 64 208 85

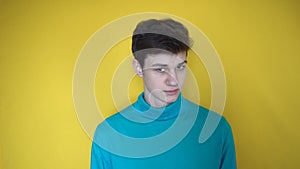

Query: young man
91 19 236 169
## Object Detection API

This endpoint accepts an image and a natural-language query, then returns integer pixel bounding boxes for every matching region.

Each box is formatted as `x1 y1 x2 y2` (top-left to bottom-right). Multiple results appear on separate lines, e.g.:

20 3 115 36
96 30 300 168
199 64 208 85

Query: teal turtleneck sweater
91 93 236 169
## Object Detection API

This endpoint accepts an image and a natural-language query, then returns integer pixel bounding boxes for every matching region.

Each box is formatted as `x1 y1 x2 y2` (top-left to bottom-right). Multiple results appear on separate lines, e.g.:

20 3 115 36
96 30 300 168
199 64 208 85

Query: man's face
134 51 187 107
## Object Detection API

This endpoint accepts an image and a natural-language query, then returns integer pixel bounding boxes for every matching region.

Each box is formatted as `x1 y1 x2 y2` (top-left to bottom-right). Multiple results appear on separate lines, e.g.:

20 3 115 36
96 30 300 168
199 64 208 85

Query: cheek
177 71 187 82
144 75 166 88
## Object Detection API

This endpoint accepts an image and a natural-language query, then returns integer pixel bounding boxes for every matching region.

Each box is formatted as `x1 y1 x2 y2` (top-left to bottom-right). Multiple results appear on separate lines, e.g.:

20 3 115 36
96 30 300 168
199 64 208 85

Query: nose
166 71 178 86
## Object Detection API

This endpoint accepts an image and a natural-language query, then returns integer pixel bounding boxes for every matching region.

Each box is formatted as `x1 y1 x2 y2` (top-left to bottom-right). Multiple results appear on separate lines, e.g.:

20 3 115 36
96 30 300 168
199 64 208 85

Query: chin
166 94 180 104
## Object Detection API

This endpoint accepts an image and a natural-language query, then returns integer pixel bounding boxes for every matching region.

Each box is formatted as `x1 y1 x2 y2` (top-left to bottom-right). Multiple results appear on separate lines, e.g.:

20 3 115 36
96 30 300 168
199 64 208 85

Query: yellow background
1 0 300 168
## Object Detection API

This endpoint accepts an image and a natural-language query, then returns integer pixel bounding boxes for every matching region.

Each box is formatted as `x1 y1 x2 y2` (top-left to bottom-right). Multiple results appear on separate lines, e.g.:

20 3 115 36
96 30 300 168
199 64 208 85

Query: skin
133 51 187 108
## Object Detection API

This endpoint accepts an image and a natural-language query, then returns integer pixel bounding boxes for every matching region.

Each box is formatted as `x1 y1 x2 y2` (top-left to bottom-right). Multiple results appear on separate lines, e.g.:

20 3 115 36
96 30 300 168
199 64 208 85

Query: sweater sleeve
90 141 112 169
220 118 237 169
91 122 113 169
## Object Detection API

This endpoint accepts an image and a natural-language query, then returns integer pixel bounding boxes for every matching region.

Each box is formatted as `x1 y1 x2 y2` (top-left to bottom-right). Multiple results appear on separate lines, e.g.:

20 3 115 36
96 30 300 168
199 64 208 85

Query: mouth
164 89 180 95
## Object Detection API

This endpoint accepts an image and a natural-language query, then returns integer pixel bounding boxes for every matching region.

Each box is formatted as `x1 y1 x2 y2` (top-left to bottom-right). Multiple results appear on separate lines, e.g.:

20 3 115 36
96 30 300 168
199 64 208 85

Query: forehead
144 52 187 67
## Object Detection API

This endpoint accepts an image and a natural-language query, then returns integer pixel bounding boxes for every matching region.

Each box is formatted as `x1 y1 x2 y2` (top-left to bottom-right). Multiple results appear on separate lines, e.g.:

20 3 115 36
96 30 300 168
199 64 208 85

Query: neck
132 92 183 121
143 91 175 108
144 96 168 108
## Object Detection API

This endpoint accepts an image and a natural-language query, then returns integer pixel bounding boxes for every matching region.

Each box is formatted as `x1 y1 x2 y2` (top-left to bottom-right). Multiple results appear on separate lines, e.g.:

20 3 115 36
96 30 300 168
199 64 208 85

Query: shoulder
93 105 133 138
183 98 232 137
94 112 122 135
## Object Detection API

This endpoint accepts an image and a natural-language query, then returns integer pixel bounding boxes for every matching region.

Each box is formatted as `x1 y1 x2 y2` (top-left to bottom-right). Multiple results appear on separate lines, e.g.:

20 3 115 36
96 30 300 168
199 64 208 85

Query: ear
132 59 143 77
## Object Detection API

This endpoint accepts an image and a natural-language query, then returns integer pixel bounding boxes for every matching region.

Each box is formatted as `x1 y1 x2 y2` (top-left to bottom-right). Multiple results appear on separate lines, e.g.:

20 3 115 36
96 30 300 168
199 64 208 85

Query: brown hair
132 18 192 67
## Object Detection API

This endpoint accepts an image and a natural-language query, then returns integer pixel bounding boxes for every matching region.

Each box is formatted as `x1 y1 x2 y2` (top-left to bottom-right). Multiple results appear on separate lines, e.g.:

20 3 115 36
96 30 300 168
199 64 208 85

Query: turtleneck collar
132 93 182 121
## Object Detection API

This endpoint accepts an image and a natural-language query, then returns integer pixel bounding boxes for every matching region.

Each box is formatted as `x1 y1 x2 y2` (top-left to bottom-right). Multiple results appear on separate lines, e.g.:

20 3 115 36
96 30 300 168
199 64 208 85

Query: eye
154 68 166 73
176 64 186 70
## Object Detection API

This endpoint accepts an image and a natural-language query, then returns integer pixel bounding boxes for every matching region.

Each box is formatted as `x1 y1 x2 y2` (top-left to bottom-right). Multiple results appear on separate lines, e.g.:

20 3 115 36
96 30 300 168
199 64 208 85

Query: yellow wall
1 0 300 168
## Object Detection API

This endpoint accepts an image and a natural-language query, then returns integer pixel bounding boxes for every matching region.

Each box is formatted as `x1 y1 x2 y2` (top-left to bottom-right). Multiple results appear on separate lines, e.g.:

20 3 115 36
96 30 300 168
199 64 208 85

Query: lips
164 89 180 95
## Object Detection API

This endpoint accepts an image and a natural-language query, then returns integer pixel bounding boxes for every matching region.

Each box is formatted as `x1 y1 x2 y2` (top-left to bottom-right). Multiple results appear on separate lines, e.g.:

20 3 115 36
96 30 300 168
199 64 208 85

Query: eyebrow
151 60 187 67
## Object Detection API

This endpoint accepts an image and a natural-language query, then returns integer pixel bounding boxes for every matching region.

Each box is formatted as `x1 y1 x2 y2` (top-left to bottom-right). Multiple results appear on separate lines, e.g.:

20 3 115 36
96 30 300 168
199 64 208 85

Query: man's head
132 18 191 67
131 18 192 107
